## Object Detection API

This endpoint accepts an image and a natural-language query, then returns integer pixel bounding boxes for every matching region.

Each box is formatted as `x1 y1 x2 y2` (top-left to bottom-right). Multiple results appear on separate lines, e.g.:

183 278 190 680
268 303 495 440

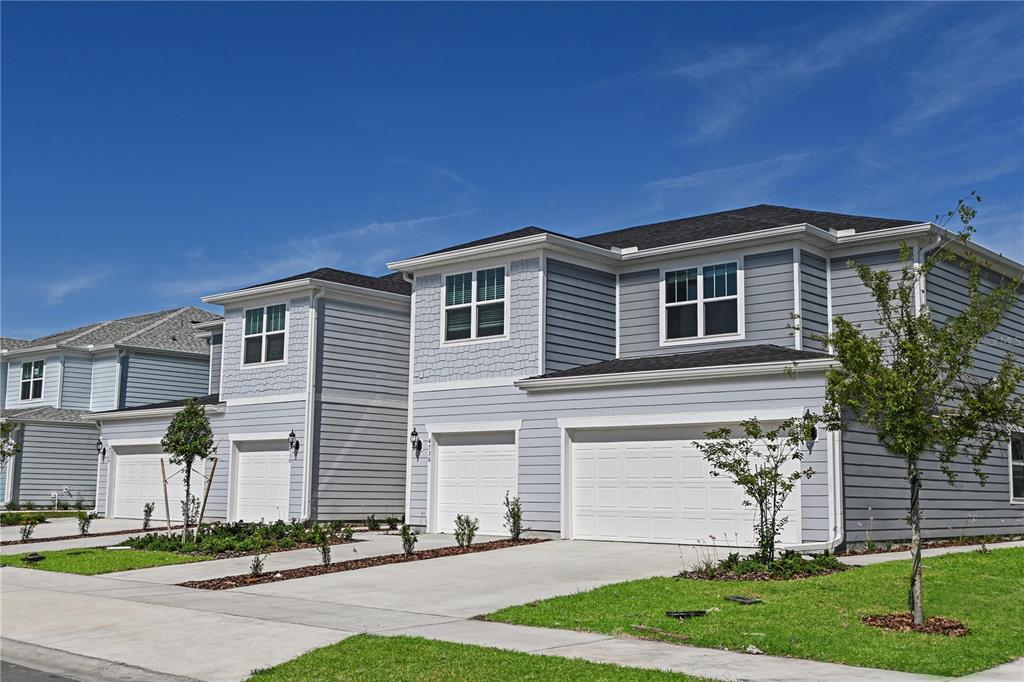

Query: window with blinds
243 303 287 364
444 266 507 342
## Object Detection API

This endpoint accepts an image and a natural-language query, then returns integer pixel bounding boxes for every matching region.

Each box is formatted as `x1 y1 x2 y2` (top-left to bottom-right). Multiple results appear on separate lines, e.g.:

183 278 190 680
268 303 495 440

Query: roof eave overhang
201 278 410 306
88 403 226 421
514 357 837 392
387 233 620 273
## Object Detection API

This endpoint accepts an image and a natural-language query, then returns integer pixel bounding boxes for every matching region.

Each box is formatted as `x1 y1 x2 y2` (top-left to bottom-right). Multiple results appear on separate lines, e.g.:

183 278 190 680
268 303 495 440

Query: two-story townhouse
1 307 219 508
390 204 1024 549
92 268 411 524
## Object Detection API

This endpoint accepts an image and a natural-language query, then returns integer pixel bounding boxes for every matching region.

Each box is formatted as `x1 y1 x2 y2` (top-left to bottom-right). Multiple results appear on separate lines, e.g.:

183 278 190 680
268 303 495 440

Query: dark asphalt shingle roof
244 268 411 295
99 393 223 414
0 337 33 351
523 344 832 381
1 406 94 424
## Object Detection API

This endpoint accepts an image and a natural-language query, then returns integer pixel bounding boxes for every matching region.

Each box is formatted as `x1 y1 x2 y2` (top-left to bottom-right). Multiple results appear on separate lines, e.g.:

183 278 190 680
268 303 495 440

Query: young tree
161 398 216 540
695 414 818 563
822 195 1024 625
1 422 20 479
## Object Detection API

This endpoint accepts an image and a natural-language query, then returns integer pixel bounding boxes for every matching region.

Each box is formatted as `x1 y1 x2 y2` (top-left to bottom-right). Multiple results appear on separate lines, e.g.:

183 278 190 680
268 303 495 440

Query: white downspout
300 288 325 520
91 420 103 515
792 428 845 553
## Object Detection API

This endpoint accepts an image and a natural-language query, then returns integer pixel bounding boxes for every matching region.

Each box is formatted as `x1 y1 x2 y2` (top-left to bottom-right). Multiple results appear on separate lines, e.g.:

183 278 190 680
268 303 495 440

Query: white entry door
570 425 801 545
234 442 291 522
113 449 200 521
434 431 517 535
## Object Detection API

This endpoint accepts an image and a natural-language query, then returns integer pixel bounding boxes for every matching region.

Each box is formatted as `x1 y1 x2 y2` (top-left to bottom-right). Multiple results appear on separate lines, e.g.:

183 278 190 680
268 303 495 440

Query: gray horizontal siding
618 249 796 358
97 400 308 521
800 251 829 352
12 422 99 506
122 351 210 408
209 334 223 395
90 352 119 412
319 298 410 399
544 259 616 373
829 249 904 335
411 371 830 541
5 354 61 408
61 354 92 410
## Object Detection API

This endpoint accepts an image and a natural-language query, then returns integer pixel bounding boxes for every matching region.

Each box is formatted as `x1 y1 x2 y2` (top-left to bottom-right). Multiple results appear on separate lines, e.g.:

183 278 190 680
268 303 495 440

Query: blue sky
2 2 1022 339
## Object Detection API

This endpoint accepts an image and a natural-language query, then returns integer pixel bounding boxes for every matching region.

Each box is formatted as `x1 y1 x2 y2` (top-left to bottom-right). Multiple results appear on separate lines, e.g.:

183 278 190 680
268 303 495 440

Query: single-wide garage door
570 426 801 545
235 441 291 522
113 448 201 521
435 431 516 535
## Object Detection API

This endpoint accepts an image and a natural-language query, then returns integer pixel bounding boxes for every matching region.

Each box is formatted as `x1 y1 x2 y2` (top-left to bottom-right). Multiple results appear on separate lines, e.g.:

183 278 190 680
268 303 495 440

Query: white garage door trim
227 435 293 523
426 424 520 534
560 415 812 547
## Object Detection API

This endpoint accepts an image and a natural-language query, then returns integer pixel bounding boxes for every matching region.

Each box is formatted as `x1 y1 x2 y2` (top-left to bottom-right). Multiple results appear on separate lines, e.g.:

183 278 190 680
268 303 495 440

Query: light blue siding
544 259 616 373
618 249 796 358
61 354 93 410
121 352 209 408
219 296 310 401
5 355 61 408
90 352 119 411
10 422 99 506
800 251 829 352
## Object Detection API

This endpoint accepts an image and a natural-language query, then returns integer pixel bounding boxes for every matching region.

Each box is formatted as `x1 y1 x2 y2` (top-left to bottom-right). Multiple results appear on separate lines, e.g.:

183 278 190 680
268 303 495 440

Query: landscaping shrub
56 500 69 510
682 550 847 580
365 514 381 531
76 511 92 536
74 497 85 511
385 515 400 531
400 524 418 556
250 548 267 576
122 519 355 556
316 526 331 566
503 491 523 542
24 501 36 511
454 514 479 548
142 502 155 530
20 518 38 541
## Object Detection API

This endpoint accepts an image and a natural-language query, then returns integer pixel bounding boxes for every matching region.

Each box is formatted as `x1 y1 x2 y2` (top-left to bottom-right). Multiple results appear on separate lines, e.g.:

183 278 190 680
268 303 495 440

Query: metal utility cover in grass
725 595 762 604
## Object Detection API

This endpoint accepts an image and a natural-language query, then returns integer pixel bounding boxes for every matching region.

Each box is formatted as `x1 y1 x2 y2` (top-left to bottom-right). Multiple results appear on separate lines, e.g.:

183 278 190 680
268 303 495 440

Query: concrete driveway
2 518 160 555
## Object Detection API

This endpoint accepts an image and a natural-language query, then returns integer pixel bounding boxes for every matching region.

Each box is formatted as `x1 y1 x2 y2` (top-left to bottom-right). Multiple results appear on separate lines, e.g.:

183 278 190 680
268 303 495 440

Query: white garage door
571 426 801 545
435 431 517 535
113 449 201 521
234 441 291 522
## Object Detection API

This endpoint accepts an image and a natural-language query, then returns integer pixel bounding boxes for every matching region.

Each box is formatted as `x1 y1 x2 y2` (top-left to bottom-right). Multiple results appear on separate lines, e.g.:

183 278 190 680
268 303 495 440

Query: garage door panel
435 436 516 535
113 453 198 521
572 426 803 546
235 447 290 522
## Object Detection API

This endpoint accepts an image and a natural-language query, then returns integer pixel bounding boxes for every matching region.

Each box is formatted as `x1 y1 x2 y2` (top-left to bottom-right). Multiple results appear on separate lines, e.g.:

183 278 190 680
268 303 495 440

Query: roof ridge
118 307 189 344
58 321 117 346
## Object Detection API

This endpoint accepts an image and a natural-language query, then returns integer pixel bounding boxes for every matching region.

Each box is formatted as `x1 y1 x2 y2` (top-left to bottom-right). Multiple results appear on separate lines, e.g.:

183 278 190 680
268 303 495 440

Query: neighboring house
0 307 220 508
92 269 411 524
388 204 1024 548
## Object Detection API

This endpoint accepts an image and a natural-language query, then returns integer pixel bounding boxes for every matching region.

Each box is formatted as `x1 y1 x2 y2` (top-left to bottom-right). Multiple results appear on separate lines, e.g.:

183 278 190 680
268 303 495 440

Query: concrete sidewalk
839 540 1024 566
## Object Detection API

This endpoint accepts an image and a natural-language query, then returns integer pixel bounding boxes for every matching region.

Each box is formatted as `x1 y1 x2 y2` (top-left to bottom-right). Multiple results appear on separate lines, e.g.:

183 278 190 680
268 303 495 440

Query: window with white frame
20 360 44 400
444 266 506 342
243 304 286 364
1012 433 1023 501
664 261 739 341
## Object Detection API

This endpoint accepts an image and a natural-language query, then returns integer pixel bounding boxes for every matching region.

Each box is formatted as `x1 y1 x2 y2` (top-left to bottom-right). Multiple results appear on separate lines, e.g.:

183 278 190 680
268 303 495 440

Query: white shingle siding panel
61 354 93 410
413 258 539 383
219 296 310 400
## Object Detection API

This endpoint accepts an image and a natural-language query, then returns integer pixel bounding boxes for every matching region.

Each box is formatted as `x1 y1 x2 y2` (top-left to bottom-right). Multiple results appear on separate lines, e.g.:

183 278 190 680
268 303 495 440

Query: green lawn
487 548 1024 677
247 634 707 681
0 547 211 574
1 510 82 526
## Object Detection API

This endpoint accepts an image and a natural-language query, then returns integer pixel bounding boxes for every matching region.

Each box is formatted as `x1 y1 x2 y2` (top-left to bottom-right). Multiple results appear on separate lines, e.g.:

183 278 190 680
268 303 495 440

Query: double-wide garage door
570 426 802 545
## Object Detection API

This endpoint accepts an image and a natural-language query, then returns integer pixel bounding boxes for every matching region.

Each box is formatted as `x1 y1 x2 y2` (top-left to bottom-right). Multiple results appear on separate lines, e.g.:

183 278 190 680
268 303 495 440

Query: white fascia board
618 224 833 262
202 278 410 307
2 344 60 359
192 319 225 333
387 233 617 273
515 358 836 392
87 404 226 421
558 408 808 430
426 420 523 434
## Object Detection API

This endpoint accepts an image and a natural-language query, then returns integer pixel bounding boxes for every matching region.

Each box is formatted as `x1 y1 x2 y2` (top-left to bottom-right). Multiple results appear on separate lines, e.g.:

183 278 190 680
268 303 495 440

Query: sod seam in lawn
0 547 212 574
246 634 710 681
485 547 1024 677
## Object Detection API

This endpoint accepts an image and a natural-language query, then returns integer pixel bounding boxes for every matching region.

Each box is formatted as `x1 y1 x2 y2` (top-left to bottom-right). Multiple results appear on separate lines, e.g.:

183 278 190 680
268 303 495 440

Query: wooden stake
194 457 217 543
160 458 172 534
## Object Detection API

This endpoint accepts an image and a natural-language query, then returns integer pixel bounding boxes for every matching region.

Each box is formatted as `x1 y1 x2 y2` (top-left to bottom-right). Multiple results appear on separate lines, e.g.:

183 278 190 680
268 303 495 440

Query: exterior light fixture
95 438 106 461
410 429 423 460
288 430 300 459
803 409 818 453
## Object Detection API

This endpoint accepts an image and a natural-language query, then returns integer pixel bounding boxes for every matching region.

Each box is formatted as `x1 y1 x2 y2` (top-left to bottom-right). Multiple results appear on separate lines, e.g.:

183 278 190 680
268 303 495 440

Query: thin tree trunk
182 464 192 542
908 463 924 625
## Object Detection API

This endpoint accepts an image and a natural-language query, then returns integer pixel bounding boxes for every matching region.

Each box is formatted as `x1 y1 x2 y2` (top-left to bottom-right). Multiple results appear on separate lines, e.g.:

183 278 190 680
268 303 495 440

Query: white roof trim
425 420 523 434
202 278 409 306
88 403 225 421
515 357 836 392
558 408 809 430
387 233 618 272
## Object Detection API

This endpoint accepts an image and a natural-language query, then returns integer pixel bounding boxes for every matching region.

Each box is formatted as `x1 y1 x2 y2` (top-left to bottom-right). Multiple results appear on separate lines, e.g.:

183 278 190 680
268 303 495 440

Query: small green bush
454 514 479 548
385 515 400 531
74 497 85 511
56 500 69 510
76 511 92 536
365 514 381 531
142 502 155 530
503 492 523 542
400 524 418 556
20 518 38 541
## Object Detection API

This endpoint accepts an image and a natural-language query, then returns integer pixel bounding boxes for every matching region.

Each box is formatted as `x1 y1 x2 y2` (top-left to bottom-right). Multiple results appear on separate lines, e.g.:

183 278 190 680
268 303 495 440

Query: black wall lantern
410 428 423 460
95 438 106 461
288 430 300 460
803 409 818 453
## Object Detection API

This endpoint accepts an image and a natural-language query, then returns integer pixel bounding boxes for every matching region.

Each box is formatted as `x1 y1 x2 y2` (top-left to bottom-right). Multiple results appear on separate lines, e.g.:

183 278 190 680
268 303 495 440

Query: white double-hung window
20 360 44 400
663 261 740 341
444 266 506 342
243 304 287 365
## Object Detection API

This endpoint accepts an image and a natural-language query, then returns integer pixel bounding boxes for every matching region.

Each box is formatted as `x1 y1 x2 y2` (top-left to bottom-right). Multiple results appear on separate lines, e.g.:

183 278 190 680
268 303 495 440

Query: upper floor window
243 304 286 365
1012 433 1023 502
663 261 740 342
20 360 44 400
444 266 506 342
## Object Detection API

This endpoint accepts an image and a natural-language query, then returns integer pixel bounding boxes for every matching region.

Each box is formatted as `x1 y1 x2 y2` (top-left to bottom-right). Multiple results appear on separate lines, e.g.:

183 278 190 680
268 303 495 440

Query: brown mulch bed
179 538 549 590
194 537 360 560
2 526 185 546
678 565 849 581
861 613 969 636
839 534 1023 556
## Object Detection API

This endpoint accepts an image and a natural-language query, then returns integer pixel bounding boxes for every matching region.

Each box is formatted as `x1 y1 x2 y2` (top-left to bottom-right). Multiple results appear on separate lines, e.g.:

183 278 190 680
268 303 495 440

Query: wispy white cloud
669 6 931 143
646 151 821 192
970 205 1024 263
43 272 108 305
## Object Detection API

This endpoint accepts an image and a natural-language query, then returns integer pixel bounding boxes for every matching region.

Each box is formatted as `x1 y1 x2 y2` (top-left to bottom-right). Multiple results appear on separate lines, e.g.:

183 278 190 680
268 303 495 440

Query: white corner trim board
426 420 523 434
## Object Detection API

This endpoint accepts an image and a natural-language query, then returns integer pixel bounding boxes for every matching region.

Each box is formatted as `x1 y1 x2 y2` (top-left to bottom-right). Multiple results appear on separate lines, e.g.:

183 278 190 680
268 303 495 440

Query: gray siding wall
219 296 310 400
842 255 1024 542
544 259 616 373
5 354 61 408
121 352 210 408
829 249 903 335
61 354 93 410
96 400 308 520
413 258 540 383
800 251 829 352
410 371 831 541
11 422 99 506
618 249 796 358
209 334 223 395
90 352 119 411
0 363 6 410
313 297 409 519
